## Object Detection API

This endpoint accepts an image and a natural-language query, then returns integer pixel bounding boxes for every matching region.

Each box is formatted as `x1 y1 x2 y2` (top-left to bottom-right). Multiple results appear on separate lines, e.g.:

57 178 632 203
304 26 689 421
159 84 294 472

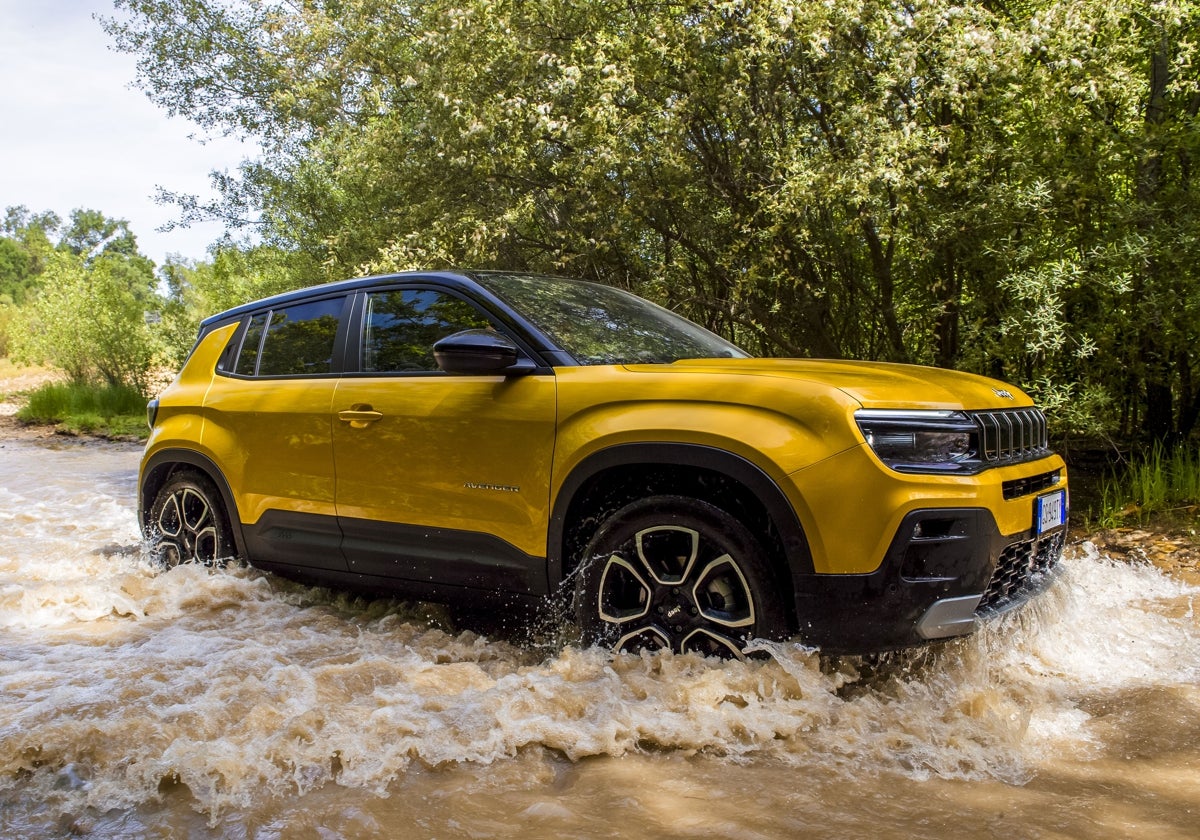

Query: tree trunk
1135 32 1174 442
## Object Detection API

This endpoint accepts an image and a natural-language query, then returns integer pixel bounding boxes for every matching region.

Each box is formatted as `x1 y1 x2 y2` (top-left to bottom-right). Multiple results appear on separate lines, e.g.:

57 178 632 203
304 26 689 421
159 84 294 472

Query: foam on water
1 442 1197 822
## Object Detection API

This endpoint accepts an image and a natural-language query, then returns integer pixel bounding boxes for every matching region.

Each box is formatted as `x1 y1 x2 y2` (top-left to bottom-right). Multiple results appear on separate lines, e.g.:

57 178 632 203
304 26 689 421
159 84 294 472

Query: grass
15 381 148 439
1094 444 1200 528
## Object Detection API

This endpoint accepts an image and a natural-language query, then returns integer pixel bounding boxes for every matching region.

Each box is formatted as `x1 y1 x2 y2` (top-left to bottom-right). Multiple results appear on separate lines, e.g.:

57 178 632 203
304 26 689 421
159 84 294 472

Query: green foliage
103 0 1200 443
1 199 305 392
156 244 306 368
1097 445 1200 526
0 239 35 306
17 381 147 437
59 208 144 262
9 250 160 394
0 303 14 357
0 205 60 305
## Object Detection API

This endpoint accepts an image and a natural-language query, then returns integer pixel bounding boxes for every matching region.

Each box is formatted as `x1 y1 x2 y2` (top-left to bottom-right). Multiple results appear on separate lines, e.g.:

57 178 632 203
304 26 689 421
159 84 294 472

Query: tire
146 470 236 566
575 495 787 658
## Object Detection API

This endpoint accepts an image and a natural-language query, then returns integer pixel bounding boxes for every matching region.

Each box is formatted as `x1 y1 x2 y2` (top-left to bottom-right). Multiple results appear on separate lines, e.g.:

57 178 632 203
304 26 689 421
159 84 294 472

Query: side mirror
433 329 535 376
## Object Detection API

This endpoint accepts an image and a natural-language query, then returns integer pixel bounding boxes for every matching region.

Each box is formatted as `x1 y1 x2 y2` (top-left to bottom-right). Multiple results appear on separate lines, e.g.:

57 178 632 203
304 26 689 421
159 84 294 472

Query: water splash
1 442 1197 828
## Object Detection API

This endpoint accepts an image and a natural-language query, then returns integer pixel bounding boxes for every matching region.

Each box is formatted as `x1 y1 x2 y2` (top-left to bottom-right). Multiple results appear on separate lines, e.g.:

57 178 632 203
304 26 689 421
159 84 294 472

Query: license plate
1035 490 1066 535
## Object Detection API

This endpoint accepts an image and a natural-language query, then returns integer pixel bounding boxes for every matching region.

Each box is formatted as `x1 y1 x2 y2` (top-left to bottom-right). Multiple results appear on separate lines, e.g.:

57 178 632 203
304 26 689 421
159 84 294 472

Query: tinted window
362 289 492 372
234 313 269 376
246 297 344 377
474 273 748 365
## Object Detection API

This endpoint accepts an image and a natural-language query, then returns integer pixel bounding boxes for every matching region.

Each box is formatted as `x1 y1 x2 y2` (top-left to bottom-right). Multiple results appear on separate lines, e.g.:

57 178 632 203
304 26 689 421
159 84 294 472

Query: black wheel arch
548 443 814 618
140 449 247 558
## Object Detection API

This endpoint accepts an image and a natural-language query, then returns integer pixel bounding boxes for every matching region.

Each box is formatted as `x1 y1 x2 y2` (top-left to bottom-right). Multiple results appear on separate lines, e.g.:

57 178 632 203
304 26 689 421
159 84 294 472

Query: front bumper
791 507 1067 654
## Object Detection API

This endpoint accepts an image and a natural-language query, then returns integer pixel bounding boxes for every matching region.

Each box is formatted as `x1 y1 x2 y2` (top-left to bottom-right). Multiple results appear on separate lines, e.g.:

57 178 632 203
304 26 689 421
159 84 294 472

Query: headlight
855 409 979 474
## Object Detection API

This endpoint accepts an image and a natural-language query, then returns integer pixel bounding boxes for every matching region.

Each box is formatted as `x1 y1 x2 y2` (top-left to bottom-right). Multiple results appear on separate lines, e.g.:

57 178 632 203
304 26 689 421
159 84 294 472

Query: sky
0 0 251 268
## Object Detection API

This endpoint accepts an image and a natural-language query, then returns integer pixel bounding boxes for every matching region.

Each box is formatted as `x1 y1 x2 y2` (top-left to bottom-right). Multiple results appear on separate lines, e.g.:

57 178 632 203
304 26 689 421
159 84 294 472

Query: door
204 296 348 570
333 287 557 594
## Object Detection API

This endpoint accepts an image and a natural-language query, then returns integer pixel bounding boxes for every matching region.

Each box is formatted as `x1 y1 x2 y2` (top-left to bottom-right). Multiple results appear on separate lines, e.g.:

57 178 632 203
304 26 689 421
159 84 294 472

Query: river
1 437 1197 838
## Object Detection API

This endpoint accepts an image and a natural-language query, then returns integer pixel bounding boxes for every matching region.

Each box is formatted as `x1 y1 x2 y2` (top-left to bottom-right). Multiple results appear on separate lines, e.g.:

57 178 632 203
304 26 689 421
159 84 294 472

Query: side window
234 313 268 376
230 298 345 377
362 289 493 372
257 298 345 376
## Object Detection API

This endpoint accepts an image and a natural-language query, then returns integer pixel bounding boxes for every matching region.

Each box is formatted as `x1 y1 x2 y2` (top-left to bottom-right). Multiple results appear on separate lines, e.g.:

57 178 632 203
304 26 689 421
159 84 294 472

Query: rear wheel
575 496 787 657
147 471 235 566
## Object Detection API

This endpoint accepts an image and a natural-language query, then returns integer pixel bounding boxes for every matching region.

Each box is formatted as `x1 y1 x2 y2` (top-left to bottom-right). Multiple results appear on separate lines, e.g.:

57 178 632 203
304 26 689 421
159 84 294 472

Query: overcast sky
0 0 250 267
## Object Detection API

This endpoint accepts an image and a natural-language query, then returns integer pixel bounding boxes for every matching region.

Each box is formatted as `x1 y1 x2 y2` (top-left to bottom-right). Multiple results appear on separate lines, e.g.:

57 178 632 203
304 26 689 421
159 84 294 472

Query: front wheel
575 496 787 658
146 471 236 566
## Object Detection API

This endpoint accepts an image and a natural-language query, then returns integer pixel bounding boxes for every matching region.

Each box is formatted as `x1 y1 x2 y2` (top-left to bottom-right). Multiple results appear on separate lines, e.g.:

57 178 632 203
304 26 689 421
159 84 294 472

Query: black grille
973 408 1050 464
1002 469 1062 501
978 530 1065 614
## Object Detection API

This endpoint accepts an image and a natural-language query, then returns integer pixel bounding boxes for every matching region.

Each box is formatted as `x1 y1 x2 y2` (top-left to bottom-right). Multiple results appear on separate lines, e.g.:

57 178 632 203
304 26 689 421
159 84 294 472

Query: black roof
199 269 485 329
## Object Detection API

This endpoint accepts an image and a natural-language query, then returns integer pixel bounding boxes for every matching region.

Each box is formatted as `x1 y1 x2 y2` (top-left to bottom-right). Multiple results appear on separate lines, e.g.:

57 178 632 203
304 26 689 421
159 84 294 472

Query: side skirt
240 511 548 598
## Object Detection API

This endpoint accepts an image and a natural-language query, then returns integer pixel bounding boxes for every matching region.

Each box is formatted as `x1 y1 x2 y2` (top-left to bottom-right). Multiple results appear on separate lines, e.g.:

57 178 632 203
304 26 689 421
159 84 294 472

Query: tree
977 1 1200 441
0 205 61 306
0 239 32 307
104 0 1200 442
10 249 160 393
59 208 142 261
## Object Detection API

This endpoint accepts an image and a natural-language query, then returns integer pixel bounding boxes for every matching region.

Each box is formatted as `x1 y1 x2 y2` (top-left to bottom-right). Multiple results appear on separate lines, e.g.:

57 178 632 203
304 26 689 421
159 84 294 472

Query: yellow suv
140 271 1068 655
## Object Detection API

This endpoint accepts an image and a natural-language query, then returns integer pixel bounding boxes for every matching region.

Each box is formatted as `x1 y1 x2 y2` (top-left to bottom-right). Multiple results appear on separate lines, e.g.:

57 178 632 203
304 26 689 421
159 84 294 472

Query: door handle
337 406 384 428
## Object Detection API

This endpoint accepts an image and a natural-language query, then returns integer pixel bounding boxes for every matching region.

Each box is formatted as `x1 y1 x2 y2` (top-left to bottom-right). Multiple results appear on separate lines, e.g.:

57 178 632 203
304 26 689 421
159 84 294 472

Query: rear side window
362 289 492 372
234 313 268 376
233 297 345 377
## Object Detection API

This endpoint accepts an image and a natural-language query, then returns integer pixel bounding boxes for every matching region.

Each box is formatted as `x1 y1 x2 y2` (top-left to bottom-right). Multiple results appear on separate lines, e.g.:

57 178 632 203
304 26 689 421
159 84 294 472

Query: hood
663 358 1033 411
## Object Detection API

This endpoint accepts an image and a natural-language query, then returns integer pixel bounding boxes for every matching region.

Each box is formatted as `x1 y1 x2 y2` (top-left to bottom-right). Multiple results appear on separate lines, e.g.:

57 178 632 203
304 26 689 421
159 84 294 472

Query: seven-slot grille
972 408 1050 464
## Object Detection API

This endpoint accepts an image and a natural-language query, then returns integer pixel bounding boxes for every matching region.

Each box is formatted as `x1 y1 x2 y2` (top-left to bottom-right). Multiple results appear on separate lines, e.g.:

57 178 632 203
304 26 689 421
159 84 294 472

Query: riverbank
0 362 66 442
0 362 145 444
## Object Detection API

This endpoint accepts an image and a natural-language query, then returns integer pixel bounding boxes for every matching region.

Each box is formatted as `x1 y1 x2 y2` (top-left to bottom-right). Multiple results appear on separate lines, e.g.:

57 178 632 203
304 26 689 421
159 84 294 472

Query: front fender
546 441 816 589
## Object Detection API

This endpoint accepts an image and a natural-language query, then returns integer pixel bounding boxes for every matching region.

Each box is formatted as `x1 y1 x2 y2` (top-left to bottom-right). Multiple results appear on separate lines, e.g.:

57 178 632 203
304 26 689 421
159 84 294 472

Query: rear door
332 285 556 595
203 295 349 570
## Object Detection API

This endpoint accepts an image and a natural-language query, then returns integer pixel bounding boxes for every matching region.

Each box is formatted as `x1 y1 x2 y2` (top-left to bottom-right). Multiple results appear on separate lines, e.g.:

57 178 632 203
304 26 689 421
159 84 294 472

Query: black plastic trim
242 509 347 571
547 443 814 587
1002 468 1063 501
139 449 248 559
214 317 248 373
338 516 545 595
237 511 543 595
792 508 1067 653
247 563 546 613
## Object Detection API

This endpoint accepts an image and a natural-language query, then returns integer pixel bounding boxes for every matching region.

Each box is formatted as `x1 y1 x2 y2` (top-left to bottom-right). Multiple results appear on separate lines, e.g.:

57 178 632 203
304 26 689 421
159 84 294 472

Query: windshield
475 273 749 365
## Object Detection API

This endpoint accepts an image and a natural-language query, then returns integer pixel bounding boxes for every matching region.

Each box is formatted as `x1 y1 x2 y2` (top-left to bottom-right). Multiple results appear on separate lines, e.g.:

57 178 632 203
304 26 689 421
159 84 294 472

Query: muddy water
1 440 1197 839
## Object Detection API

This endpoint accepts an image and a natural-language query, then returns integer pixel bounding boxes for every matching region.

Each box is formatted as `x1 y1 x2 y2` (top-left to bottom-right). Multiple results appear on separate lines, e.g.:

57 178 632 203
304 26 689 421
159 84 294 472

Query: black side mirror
433 329 535 376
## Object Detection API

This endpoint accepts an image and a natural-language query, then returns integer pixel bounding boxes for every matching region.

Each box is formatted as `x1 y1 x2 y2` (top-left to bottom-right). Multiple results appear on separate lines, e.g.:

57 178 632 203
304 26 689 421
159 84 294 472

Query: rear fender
139 448 247 559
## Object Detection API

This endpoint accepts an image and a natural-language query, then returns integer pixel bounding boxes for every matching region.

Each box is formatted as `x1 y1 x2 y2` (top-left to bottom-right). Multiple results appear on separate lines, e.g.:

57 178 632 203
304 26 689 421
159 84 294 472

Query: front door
332 287 557 595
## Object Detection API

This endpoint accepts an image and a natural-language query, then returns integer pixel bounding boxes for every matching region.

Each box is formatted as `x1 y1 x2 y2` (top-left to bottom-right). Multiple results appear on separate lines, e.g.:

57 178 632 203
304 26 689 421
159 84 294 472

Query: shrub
9 251 160 394
17 381 146 430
